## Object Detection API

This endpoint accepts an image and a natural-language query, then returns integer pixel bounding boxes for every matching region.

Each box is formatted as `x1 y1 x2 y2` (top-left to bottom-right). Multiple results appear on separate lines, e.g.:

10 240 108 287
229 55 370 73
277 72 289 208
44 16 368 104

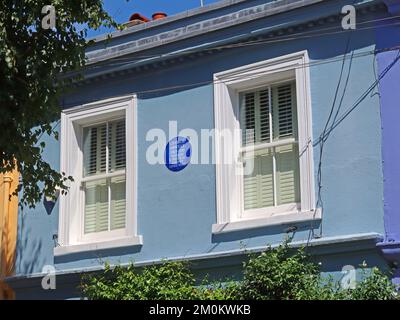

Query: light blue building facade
6 0 400 299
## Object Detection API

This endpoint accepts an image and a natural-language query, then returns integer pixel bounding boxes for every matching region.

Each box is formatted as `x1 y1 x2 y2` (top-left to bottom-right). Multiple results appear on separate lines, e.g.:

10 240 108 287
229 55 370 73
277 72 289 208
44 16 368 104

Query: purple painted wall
378 46 400 242
376 1 400 284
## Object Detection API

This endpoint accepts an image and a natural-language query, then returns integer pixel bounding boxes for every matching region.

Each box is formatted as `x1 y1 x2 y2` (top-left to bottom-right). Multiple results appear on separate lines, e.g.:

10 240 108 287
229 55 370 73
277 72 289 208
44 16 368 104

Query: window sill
212 209 321 234
54 235 143 256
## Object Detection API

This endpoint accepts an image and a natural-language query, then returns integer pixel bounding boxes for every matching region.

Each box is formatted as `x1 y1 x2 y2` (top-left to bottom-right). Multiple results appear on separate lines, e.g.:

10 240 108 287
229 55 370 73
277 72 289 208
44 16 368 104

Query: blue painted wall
14 1 390 286
16 125 61 275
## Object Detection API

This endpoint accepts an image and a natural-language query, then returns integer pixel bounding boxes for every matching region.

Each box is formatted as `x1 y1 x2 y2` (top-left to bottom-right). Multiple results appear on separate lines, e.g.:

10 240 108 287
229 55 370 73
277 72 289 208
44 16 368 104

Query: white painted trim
241 203 300 220
213 51 315 227
241 137 297 154
81 170 125 183
212 209 321 234
296 52 315 212
62 95 135 115
54 236 143 256
58 95 141 253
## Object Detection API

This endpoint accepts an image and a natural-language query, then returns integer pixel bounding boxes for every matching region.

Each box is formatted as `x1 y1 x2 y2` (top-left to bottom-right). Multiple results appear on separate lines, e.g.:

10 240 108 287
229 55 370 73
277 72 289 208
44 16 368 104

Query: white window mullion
105 122 111 232
268 86 273 143
269 86 278 207
272 148 277 207
108 178 111 232
106 122 109 175
255 91 260 143
96 127 101 175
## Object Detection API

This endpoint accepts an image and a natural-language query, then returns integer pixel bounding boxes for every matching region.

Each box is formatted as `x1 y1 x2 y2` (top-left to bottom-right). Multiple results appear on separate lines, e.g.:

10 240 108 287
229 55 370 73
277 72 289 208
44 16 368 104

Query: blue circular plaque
165 136 192 172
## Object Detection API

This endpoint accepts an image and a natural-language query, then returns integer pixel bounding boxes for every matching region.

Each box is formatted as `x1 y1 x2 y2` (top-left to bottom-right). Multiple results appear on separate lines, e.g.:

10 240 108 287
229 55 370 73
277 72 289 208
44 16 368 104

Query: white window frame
56 95 142 255
213 51 320 234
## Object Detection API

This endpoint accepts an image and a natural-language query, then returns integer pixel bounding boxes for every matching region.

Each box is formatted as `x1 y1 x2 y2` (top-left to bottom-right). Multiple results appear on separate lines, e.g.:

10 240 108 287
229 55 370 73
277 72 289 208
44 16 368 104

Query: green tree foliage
81 262 235 300
81 261 237 300
0 1 118 207
81 244 398 300
346 268 398 300
239 244 398 300
240 244 322 300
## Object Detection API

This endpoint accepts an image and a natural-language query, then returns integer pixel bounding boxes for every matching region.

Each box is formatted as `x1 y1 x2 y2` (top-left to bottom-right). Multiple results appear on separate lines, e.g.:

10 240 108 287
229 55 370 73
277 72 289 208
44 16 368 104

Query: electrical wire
64 45 400 103
306 34 354 247
327 51 355 142
92 14 400 63
319 50 400 142
304 49 400 246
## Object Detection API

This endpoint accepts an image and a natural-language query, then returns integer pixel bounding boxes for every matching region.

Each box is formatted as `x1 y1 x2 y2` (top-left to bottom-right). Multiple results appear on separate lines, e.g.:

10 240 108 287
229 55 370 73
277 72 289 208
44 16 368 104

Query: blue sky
87 0 221 38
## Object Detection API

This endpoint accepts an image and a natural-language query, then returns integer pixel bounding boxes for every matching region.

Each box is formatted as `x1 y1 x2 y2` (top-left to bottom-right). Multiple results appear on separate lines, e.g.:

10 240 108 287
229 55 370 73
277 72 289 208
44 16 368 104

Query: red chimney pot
129 13 150 23
152 12 167 20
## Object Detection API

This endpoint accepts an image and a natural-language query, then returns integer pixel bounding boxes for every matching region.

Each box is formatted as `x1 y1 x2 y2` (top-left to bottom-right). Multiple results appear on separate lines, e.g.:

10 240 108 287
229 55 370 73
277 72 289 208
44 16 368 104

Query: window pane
243 149 274 210
276 143 300 205
84 179 108 234
273 82 297 140
259 89 271 143
240 92 256 146
240 89 271 146
83 124 107 177
241 82 299 212
109 120 126 173
110 176 126 230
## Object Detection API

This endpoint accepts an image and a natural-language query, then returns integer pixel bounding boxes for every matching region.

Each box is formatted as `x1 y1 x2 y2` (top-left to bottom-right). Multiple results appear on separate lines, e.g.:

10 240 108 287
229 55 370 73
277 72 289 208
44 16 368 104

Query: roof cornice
86 0 326 65
75 0 386 86
89 0 250 43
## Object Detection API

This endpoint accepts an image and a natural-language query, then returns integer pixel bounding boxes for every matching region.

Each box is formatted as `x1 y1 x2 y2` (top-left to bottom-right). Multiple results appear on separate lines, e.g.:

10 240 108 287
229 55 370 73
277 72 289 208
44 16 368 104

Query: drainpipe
376 0 400 286
0 175 13 278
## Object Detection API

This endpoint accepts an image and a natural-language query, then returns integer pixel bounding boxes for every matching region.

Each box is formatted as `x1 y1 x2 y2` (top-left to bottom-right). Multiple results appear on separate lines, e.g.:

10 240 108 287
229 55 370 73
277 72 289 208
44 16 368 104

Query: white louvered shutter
273 83 297 140
241 89 271 146
243 150 274 210
241 89 274 210
241 92 256 146
109 120 126 172
273 83 300 205
110 175 126 230
240 81 300 212
259 89 271 143
109 120 126 230
84 179 108 233
82 120 127 234
276 144 300 205
83 124 107 176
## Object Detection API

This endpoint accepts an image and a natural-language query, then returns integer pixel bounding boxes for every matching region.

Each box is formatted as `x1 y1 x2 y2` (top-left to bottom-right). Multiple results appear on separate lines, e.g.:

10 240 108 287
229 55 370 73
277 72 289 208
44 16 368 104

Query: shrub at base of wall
81 243 398 300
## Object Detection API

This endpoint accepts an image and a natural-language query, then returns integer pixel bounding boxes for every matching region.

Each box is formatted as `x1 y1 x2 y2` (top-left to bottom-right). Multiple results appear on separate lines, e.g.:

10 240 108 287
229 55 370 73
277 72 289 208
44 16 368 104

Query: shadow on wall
16 217 44 275
54 245 142 265
211 220 321 243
